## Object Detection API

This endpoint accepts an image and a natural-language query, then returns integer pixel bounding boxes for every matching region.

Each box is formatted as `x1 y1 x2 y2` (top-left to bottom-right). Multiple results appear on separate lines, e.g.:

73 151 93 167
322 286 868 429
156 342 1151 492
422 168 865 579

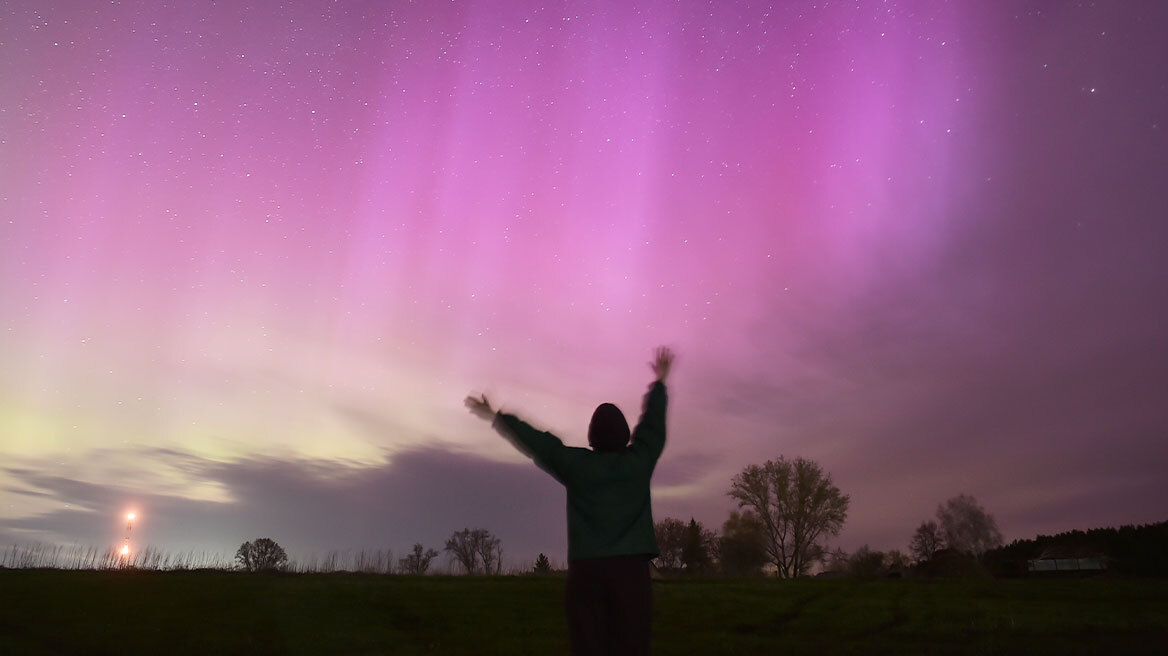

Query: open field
1 571 1166 655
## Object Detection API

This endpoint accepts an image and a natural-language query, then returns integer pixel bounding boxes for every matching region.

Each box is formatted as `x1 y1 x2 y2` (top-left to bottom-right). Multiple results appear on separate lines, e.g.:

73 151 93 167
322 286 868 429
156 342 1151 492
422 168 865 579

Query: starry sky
2 0 1166 568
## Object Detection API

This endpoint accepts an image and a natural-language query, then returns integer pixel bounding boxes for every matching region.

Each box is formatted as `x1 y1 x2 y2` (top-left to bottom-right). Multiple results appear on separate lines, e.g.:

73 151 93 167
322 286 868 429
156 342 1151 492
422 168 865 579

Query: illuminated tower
120 512 135 564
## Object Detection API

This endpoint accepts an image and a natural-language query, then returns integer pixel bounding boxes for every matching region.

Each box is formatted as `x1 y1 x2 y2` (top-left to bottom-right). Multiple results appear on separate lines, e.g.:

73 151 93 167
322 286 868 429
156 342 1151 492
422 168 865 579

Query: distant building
1027 546 1108 575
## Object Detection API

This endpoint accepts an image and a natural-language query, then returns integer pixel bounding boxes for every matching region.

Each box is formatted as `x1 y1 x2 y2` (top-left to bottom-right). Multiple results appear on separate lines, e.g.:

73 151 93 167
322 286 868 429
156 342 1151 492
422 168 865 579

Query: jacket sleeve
492 412 571 484
629 381 667 469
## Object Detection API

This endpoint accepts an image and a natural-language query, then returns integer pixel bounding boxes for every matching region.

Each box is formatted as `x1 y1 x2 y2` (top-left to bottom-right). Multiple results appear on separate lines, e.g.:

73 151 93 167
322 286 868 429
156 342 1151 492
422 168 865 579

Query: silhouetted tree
936 494 1003 556
681 518 715 576
884 549 910 575
981 520 1168 578
921 547 989 578
717 510 768 577
821 545 849 575
728 456 850 578
533 553 552 575
444 528 502 575
847 545 885 578
909 520 946 563
398 543 439 575
445 529 478 574
653 518 687 572
235 538 288 572
476 532 503 575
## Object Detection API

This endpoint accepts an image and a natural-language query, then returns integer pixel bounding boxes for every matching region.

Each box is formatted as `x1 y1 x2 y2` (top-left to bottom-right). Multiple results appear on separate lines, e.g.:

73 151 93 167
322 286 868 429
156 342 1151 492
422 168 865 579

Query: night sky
2 0 1166 568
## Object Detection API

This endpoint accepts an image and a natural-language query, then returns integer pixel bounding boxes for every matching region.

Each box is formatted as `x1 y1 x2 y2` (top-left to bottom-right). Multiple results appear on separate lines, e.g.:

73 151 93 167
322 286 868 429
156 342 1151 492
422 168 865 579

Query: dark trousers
565 554 652 656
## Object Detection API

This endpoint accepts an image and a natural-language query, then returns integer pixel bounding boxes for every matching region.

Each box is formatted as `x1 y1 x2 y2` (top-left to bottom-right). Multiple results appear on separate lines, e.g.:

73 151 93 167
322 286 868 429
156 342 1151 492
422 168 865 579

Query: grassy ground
1 570 1165 655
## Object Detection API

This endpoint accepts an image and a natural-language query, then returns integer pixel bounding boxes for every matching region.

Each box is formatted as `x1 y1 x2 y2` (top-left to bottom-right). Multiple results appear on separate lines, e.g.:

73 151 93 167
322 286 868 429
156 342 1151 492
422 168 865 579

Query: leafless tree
821 545 850 574
653 518 687 572
936 494 1003 556
728 456 850 578
476 532 503 575
444 528 502 575
399 543 439 575
909 520 946 563
445 529 479 574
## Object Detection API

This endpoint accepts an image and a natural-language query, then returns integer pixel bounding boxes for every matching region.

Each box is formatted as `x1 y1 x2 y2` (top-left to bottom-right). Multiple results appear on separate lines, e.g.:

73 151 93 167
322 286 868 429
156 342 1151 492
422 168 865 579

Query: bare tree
728 456 850 578
444 528 502 575
398 543 439 575
909 520 946 563
445 529 479 574
235 538 288 572
936 494 1003 556
822 545 850 574
476 531 503 575
653 518 687 572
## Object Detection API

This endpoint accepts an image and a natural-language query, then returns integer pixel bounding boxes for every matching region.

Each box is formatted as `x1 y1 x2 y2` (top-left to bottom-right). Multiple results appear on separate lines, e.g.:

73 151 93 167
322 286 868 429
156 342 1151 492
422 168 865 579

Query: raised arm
465 394 570 483
630 347 674 467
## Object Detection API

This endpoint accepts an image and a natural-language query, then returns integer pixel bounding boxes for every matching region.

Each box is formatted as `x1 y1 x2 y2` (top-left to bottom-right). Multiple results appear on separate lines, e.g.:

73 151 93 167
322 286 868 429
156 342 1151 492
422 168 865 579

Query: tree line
229 455 977 577
230 454 854 576
653 455 850 578
982 520 1168 578
233 529 501 575
654 461 1012 579
234 452 1162 578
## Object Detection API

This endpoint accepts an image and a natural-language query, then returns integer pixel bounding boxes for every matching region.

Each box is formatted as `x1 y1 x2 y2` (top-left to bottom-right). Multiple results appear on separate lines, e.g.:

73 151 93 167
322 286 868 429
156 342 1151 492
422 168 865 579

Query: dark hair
588 403 630 452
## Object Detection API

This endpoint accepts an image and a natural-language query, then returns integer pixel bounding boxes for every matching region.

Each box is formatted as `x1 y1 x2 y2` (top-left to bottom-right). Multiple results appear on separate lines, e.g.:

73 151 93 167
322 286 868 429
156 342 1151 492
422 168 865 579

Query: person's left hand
464 393 496 421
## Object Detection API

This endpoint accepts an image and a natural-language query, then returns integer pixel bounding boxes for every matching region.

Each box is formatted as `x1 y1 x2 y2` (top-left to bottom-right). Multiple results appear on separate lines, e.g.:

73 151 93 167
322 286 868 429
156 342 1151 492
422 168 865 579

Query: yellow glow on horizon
120 544 129 556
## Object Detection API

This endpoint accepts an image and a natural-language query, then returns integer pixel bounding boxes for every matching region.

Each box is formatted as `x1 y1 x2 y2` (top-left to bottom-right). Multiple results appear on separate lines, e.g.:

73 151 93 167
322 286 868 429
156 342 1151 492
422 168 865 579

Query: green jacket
492 381 668 561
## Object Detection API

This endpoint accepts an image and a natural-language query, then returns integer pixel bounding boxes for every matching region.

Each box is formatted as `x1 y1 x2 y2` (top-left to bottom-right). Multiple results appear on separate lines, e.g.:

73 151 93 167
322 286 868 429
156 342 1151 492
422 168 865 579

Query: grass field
1 570 1166 655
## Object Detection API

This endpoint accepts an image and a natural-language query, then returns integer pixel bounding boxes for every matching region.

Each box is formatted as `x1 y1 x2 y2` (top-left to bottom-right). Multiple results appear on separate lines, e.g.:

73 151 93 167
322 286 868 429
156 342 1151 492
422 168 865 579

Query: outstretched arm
464 394 570 483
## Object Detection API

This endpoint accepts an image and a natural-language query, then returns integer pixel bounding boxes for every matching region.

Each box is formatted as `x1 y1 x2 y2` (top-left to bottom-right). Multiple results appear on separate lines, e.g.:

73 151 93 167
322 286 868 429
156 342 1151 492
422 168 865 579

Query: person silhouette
465 346 674 656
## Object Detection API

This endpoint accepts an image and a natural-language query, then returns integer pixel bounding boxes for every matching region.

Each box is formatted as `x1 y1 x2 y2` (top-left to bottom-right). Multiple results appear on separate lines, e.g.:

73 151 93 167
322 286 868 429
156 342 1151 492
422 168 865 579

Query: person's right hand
650 346 675 382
